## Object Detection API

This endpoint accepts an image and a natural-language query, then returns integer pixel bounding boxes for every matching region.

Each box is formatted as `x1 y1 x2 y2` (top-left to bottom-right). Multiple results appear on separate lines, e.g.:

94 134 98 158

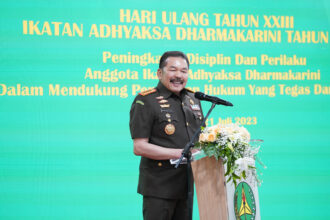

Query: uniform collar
156 81 187 99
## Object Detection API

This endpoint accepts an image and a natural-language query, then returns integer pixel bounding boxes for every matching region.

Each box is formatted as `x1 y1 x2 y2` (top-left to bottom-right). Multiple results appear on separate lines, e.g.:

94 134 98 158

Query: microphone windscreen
194 92 204 99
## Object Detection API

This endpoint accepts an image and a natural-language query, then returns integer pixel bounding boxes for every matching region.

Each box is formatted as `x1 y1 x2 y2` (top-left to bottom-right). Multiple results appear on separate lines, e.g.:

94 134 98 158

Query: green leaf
242 171 246 179
232 173 240 179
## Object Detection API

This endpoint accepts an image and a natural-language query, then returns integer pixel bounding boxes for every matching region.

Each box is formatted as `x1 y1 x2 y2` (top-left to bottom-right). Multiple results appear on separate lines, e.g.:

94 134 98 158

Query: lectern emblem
234 182 256 220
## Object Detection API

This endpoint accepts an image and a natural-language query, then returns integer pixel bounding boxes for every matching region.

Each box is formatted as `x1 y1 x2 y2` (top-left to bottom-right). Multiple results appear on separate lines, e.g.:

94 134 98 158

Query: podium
191 156 228 220
191 156 261 220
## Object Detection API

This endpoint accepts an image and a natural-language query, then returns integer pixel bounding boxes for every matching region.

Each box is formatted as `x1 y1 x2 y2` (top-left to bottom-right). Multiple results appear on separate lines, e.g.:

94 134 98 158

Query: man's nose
174 70 183 78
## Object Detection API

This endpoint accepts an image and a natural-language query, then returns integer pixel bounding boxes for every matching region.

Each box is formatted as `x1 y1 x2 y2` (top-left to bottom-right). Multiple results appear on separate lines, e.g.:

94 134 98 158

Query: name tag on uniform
191 104 200 111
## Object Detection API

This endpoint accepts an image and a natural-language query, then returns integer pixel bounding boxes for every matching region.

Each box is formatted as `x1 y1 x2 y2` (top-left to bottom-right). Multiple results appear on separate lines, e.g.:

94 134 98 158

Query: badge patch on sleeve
136 100 144 105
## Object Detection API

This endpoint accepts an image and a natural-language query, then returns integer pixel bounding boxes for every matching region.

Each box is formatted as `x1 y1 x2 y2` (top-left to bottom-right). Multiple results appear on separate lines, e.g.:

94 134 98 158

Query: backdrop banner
1 0 329 219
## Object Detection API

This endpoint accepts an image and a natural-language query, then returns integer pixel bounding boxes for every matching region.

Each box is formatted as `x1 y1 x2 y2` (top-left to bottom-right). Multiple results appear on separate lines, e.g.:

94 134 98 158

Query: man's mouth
170 79 184 85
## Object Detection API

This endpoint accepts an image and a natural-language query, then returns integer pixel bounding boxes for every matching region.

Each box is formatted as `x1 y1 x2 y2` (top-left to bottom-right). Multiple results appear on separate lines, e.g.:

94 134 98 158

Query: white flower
239 126 250 141
235 157 255 172
225 126 234 134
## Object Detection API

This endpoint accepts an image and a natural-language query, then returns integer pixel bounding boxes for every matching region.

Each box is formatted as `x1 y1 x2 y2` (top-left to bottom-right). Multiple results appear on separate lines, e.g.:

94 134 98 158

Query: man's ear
157 68 162 80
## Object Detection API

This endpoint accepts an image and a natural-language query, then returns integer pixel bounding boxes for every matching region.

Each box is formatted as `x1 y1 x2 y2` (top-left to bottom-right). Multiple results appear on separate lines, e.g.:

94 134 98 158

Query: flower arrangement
196 123 264 187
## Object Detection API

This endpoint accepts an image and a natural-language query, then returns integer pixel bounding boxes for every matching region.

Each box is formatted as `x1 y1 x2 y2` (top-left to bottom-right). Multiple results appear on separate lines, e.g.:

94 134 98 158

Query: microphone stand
175 102 217 220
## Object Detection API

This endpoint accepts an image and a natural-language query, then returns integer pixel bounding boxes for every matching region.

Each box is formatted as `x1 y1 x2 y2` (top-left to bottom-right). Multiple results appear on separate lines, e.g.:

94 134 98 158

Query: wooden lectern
191 156 228 220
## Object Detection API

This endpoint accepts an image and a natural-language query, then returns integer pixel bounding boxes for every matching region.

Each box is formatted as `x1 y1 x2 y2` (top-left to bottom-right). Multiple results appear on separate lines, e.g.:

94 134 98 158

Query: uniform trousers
143 196 189 220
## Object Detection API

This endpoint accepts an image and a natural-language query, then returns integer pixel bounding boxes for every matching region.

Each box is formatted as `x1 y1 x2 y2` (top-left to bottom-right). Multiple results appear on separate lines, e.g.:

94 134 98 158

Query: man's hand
190 148 200 154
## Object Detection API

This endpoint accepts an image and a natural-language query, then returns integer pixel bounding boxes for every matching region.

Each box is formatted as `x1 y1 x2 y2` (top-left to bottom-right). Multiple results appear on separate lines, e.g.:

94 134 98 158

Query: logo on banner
234 182 256 220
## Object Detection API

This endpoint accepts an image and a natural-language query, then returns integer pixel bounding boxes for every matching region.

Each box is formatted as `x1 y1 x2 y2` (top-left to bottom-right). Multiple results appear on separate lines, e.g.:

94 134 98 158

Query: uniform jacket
129 82 203 199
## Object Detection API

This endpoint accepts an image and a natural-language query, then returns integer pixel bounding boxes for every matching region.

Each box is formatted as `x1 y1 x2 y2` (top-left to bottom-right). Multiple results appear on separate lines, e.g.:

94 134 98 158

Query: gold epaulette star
185 87 195 93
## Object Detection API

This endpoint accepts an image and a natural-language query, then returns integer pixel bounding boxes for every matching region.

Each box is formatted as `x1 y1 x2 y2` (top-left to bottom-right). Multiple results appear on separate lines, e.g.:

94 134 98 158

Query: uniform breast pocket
158 114 178 136
193 111 203 121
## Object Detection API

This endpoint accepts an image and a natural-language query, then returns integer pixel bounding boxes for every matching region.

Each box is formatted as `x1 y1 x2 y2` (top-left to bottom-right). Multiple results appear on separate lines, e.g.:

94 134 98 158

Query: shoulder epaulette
139 88 156 96
185 87 195 93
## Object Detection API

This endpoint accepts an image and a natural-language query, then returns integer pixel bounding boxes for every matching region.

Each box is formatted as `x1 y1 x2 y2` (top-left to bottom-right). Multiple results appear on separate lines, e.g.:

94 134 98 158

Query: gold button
158 162 162 167
182 102 184 106
168 119 171 122
186 122 189 126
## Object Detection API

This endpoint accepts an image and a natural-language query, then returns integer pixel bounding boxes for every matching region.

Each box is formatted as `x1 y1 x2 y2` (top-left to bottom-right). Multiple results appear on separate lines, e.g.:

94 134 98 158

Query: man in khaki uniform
129 51 203 220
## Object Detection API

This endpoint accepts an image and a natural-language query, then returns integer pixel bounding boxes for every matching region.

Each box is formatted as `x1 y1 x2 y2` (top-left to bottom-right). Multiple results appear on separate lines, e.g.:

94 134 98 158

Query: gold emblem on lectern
234 182 256 220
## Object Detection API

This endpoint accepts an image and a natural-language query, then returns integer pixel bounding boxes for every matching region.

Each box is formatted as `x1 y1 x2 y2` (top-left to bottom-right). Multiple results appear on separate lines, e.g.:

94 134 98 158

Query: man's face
157 57 189 95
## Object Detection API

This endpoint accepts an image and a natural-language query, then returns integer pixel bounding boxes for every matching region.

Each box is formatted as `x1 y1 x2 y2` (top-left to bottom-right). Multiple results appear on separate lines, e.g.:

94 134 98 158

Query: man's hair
159 51 189 69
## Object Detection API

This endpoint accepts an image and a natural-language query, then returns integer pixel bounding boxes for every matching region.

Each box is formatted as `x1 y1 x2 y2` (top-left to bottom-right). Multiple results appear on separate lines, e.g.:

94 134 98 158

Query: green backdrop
1 0 329 219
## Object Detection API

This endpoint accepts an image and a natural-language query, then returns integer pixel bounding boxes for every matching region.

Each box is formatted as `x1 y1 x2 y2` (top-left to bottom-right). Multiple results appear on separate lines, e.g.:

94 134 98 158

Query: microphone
195 92 233 106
